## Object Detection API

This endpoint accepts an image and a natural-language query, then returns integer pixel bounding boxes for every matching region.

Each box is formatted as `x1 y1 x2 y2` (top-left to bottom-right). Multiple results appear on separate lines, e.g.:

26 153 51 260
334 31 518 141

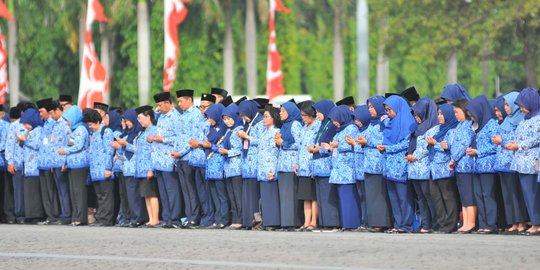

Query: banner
163 0 189 92
265 0 290 101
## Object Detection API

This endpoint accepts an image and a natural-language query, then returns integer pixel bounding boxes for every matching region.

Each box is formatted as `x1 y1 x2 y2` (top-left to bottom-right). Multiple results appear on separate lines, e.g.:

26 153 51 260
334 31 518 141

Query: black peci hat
221 95 234 107
211 87 228 97
36 98 53 109
135 105 154 115
401 86 420 102
44 100 60 111
59 94 73 103
93 102 109 112
176 89 194 98
384 93 401 98
336 96 355 106
253 98 269 108
200 93 216 103
234 96 247 106
153 92 171 103
9 107 21 119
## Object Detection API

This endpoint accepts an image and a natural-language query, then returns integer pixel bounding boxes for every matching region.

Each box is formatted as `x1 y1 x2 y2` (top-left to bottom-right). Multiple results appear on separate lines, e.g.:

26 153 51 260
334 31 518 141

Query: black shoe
16 219 25 225
478 229 498 235
170 224 182 229
367 227 385 233
6 220 15 224
37 219 52 225
90 222 105 227
264 226 276 231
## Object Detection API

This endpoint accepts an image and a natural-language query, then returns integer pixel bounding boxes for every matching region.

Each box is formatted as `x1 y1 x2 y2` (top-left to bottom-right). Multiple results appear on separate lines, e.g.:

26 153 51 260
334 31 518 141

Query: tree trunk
100 22 111 103
245 0 257 98
333 0 344 102
447 48 458 84
79 4 86 79
356 0 369 104
7 0 19 106
223 0 234 95
481 47 490 97
137 0 151 106
524 56 537 88
376 17 388 96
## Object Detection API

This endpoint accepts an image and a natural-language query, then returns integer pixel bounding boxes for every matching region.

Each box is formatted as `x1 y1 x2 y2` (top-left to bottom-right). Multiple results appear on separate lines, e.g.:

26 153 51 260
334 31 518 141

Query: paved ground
0 225 539 270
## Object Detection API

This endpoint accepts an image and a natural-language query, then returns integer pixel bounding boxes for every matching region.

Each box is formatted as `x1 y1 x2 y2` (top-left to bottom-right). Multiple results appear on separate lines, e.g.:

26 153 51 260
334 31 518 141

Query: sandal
305 225 317 231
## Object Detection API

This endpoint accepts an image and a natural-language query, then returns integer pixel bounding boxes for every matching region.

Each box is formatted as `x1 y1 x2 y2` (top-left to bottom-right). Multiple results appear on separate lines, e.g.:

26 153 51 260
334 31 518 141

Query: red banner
265 0 290 101
163 0 189 92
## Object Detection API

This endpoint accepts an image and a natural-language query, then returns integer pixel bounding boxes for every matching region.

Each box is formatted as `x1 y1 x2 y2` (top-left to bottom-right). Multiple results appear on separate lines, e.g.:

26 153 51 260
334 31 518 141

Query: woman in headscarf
204 103 228 229
440 83 472 103
406 97 439 233
378 95 417 233
107 110 130 226
236 100 265 229
309 99 340 230
322 105 360 230
275 101 303 230
465 95 499 234
219 104 244 230
349 105 372 231
506 88 540 235
133 106 160 227
427 104 460 233
58 105 90 226
295 101 321 231
492 92 528 234
112 108 145 227
362 96 392 232
18 108 45 223
257 105 282 230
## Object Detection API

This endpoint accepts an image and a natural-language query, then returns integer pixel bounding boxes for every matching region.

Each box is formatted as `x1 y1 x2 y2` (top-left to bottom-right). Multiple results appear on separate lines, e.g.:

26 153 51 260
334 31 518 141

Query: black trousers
2 172 15 222
225 176 243 224
114 172 131 224
177 161 199 223
474 173 498 231
94 180 115 226
412 180 437 230
68 168 88 224
53 168 71 223
430 177 459 233
13 171 24 221
39 170 60 221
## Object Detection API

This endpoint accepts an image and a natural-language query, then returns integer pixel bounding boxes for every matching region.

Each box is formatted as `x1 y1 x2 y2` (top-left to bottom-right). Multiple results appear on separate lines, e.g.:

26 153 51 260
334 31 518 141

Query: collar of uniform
184 105 195 114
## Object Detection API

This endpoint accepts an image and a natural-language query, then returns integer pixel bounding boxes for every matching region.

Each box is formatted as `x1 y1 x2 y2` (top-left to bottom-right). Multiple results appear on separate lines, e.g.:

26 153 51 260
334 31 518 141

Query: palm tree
356 0 369 102
332 0 344 102
7 0 19 106
137 0 150 105
245 0 257 98
223 0 234 95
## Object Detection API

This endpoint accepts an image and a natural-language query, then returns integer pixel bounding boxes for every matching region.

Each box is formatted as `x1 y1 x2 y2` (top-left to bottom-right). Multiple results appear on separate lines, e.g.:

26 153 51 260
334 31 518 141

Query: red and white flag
78 0 110 109
0 0 13 105
265 0 290 101
163 0 189 92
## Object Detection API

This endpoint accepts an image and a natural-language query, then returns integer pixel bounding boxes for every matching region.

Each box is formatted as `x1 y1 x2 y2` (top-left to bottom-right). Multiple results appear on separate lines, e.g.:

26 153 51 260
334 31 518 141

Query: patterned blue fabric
206 143 225 180
5 120 25 171
430 126 455 180
353 127 369 181
362 120 386 175
87 127 115 181
64 125 89 169
37 117 55 170
329 124 357 184
381 135 410 183
510 115 540 174
23 126 42 177
189 111 209 168
448 120 475 173
0 119 9 171
242 119 264 178
153 109 181 172
408 126 438 180
112 130 124 173
134 125 157 178
296 120 320 177
277 120 302 173
257 126 280 182
223 126 243 178
474 119 498 173
47 118 70 169
176 106 200 162
494 124 517 173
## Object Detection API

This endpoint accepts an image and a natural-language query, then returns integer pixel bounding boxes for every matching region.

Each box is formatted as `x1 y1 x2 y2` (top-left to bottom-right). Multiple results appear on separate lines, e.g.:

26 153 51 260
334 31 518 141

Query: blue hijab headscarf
63 105 83 131
409 97 438 153
312 99 337 159
20 108 42 129
466 95 494 133
500 91 524 131
515 87 540 120
222 104 243 150
429 103 459 160
122 108 143 160
328 105 353 132
367 95 386 127
352 105 371 133
441 83 472 101
107 111 123 133
382 96 417 145
238 100 263 130
494 95 508 123
205 103 227 144
280 101 302 146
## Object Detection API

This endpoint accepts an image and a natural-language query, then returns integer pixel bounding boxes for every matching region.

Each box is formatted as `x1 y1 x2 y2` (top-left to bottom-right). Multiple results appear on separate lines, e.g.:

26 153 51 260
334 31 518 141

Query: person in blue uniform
187 94 214 228
363 96 392 232
219 104 244 230
350 105 373 231
406 97 439 233
310 99 340 230
465 95 499 234
379 95 417 233
149 92 182 228
257 105 282 230
203 103 228 229
426 104 459 233
276 101 303 230
134 106 160 227
324 105 361 230
2 106 19 224
492 92 528 234
506 88 540 235
0 105 8 223
18 108 45 223
83 109 116 226
236 99 265 229
172 89 200 228
295 101 320 231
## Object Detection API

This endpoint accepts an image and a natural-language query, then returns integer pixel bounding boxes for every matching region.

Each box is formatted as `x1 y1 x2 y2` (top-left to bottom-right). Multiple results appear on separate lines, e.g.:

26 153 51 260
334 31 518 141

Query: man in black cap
172 89 203 228
93 102 109 119
5 106 25 224
211 87 228 104
336 96 356 112
2 107 21 224
149 91 183 228
35 98 61 225
199 93 216 115
59 94 73 110
401 86 420 107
